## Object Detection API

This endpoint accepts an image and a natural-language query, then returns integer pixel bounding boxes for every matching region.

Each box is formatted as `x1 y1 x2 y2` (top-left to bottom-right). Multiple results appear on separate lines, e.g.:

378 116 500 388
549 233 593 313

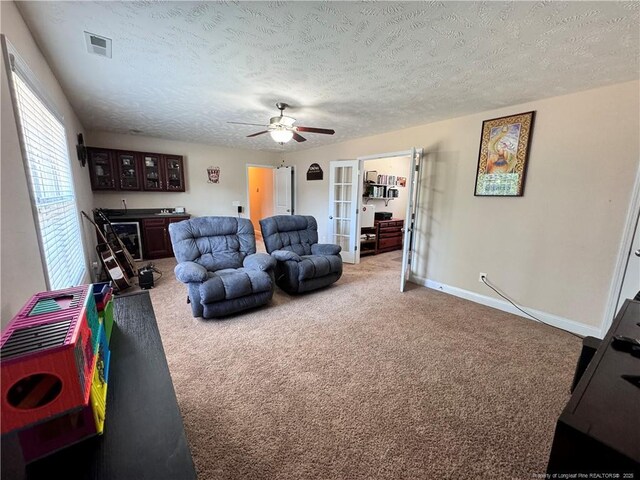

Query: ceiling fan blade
295 126 335 135
292 132 307 143
247 131 269 138
228 121 269 127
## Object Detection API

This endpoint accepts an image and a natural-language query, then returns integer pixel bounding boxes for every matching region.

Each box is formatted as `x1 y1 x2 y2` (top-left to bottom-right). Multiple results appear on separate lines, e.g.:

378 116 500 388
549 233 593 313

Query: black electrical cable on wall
481 277 584 340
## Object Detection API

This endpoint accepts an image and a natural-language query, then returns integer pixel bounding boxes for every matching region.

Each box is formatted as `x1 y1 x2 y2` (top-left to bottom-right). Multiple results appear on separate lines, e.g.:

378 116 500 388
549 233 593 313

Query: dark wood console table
3 291 196 480
547 299 640 474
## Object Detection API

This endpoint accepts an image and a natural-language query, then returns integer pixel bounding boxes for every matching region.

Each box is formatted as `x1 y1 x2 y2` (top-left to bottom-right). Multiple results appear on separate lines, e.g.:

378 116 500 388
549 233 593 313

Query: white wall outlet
479 272 487 282
232 200 241 207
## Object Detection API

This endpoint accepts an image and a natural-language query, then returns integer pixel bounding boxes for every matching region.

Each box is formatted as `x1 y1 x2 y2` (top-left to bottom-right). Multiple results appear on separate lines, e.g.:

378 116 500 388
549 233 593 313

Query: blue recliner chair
169 217 276 318
259 215 342 294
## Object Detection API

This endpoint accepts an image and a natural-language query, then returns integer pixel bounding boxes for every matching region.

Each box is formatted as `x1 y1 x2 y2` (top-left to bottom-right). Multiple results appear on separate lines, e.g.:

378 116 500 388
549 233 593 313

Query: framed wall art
474 111 535 197
207 166 220 184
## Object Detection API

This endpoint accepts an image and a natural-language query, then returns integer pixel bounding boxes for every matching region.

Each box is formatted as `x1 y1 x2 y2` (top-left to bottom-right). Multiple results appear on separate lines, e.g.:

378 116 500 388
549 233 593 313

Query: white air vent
84 31 112 58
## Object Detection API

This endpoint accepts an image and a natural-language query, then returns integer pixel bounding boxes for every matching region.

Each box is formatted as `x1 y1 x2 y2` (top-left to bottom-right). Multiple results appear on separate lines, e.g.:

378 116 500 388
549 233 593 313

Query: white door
328 160 360 263
616 212 640 313
400 148 422 292
275 166 294 215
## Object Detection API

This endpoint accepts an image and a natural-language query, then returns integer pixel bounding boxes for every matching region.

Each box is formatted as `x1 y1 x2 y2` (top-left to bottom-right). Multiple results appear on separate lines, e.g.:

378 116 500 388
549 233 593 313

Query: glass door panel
328 161 359 263
117 152 141 190
89 150 116 190
143 154 163 191
164 155 185 191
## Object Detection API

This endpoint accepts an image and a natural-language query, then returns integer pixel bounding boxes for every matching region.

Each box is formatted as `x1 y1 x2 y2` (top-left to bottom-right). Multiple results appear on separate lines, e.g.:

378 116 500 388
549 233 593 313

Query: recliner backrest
169 217 256 271
260 215 318 256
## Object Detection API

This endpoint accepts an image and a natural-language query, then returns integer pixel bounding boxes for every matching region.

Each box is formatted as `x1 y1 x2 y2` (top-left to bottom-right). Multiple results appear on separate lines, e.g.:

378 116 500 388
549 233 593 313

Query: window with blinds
9 51 86 290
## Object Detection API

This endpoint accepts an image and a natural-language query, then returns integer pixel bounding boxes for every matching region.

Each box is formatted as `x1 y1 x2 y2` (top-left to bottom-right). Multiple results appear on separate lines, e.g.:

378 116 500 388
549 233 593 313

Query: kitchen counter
94 209 191 260
99 208 191 221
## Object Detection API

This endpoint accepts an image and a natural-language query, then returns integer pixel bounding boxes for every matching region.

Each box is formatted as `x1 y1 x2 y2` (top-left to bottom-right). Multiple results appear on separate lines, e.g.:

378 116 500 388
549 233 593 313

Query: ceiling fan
228 103 335 144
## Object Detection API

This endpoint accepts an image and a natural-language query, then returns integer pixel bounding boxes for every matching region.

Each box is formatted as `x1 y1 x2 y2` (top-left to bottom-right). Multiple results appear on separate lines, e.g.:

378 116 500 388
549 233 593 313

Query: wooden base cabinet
359 219 404 256
360 226 377 256
376 219 404 253
142 217 188 259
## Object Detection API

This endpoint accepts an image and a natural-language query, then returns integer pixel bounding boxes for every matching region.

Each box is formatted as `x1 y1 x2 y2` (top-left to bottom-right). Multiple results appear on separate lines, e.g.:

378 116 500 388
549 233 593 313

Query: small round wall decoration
207 166 220 184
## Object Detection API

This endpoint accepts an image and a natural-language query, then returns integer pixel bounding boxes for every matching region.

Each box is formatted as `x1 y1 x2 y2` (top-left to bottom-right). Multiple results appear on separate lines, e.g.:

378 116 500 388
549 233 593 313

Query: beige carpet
144 252 580 480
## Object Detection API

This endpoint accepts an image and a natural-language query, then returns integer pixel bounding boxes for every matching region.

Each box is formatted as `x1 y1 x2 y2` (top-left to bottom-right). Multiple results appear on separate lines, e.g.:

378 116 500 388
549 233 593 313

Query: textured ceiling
16 1 640 151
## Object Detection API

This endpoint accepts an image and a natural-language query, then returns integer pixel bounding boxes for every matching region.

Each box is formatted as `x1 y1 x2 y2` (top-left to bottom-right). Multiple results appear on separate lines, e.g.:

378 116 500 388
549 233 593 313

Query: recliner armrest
243 253 276 271
271 250 302 262
311 243 342 256
174 261 208 283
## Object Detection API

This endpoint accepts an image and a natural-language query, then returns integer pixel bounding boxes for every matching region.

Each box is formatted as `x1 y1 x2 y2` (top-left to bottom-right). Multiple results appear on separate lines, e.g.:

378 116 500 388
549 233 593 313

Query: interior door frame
355 149 422 290
246 163 275 235
602 162 640 336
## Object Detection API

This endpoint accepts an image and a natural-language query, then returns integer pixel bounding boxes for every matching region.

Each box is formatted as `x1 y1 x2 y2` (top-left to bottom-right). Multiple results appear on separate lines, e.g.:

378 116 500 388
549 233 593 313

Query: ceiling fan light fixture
269 128 293 143
231 102 334 143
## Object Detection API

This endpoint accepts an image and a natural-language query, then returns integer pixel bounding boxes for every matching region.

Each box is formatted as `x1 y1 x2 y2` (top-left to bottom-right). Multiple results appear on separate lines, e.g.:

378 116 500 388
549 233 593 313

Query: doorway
246 165 274 239
359 154 412 260
327 148 422 291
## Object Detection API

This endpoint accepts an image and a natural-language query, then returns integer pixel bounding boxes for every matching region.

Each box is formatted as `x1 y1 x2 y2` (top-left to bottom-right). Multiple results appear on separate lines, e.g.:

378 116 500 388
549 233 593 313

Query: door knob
635 249 640 257
329 216 333 219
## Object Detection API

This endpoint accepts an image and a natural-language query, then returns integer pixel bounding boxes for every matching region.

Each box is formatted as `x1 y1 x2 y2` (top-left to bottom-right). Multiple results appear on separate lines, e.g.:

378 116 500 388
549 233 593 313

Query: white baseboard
410 275 602 339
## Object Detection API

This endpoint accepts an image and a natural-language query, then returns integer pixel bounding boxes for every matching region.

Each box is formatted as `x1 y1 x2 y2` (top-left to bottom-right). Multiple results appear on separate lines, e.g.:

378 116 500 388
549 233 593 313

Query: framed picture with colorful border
474 111 535 197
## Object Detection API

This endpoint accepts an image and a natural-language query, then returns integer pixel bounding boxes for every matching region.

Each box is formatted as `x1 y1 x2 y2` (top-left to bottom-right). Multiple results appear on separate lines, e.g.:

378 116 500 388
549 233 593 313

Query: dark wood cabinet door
166 217 188 257
142 219 171 259
162 155 185 192
87 147 186 193
115 151 142 191
142 153 164 191
88 148 117 190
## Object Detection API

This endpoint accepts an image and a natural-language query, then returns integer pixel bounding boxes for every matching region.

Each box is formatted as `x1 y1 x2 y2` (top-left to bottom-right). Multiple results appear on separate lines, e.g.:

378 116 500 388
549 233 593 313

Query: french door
328 160 360 263
400 148 422 292
354 148 423 291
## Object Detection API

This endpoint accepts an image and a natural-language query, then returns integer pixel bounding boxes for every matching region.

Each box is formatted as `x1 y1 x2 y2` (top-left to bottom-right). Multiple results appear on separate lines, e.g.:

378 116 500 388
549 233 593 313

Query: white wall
362 155 411 220
284 81 640 332
1 1 94 327
87 131 278 218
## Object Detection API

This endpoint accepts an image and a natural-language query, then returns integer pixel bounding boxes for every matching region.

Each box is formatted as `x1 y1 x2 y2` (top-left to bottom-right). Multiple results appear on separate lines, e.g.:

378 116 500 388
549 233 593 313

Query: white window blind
9 52 86 290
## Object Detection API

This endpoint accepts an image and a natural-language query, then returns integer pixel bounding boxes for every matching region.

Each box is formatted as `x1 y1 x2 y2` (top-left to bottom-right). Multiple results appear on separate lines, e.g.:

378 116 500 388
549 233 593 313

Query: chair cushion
260 215 318 256
243 253 277 271
174 261 208 283
298 255 342 281
169 217 256 267
199 268 272 303
311 243 342 256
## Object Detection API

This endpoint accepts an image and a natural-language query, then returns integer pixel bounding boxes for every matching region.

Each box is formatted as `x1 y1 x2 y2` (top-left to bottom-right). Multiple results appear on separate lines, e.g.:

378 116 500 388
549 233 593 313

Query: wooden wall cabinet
141 154 185 192
141 154 163 191
88 148 117 190
88 147 185 192
163 155 185 192
115 151 142 191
